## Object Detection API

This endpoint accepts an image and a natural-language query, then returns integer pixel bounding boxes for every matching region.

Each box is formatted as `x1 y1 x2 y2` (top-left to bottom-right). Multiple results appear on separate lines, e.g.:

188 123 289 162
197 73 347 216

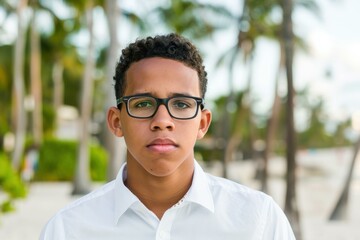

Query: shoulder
204 174 294 237
40 181 116 240
61 180 116 214
206 173 270 201
205 173 280 216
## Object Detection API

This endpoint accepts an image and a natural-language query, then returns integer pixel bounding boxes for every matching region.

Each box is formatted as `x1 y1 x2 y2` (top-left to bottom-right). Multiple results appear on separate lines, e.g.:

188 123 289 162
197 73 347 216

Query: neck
125 160 194 219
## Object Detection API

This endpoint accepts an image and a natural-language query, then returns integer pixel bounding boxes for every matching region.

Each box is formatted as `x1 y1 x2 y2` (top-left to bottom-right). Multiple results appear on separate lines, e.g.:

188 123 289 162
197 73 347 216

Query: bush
42 104 56 136
0 153 27 214
34 138 108 182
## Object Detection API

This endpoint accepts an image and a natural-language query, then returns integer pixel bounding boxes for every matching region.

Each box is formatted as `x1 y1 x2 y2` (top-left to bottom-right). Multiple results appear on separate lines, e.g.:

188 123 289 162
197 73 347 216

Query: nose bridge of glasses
156 97 168 107
154 98 172 117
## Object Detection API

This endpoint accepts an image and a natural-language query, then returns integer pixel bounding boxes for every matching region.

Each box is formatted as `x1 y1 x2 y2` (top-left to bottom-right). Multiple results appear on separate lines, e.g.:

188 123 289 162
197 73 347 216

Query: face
107 57 211 179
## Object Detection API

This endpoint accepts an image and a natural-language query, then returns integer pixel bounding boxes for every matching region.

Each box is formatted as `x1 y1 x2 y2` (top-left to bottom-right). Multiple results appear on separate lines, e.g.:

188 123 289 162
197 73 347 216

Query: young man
40 33 295 239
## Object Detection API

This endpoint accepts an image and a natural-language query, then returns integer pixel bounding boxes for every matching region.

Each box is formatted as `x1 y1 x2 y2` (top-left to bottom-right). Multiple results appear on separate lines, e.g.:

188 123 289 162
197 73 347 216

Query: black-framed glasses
117 94 204 120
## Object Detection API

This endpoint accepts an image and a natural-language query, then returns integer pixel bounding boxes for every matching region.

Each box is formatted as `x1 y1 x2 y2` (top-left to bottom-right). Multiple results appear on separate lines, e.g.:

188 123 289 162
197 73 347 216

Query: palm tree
254 0 319 193
329 136 360 220
281 0 301 238
155 0 233 40
216 0 278 177
267 1 318 238
260 35 285 192
214 0 246 178
65 0 96 194
12 0 29 169
29 0 43 146
102 0 121 181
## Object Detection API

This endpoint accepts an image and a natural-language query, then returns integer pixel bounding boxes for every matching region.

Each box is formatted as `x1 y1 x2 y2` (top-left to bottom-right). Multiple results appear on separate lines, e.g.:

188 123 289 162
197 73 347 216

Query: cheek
121 121 148 143
181 124 201 144
119 119 134 141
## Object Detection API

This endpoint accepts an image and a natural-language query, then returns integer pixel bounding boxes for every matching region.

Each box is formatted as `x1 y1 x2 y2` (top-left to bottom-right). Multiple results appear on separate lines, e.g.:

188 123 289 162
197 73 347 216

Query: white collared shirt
40 161 295 240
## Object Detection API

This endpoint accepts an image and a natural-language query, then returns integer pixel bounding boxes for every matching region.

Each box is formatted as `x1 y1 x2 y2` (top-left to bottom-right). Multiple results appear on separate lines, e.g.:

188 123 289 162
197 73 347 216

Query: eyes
133 99 154 109
132 97 194 110
171 99 194 109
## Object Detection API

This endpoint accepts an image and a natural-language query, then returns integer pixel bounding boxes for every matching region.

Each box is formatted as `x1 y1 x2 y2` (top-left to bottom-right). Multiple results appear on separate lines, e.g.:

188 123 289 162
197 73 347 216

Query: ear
197 109 212 140
107 107 124 137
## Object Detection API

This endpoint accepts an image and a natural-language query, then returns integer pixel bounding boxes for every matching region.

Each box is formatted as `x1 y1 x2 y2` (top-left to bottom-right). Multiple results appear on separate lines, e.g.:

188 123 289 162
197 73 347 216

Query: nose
150 104 175 131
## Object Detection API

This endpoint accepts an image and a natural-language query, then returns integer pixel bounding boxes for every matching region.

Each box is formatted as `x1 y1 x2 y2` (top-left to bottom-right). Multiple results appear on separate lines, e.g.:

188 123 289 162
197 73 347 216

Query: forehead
124 57 201 97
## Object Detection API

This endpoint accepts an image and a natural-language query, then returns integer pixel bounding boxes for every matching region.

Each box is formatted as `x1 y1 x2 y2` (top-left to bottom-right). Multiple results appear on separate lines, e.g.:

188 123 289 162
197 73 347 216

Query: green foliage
89 144 108 180
155 0 234 40
0 45 13 136
295 93 352 149
0 153 27 214
34 138 108 181
195 139 223 162
208 89 353 158
42 103 56 136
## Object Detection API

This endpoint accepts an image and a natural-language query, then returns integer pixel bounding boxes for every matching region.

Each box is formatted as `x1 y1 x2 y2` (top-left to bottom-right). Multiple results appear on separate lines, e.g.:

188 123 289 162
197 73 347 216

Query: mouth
147 138 178 153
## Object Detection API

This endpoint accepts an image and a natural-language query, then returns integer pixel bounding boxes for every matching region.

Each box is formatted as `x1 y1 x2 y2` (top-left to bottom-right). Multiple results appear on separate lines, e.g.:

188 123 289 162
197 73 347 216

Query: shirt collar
113 163 139 225
112 160 215 225
185 160 214 213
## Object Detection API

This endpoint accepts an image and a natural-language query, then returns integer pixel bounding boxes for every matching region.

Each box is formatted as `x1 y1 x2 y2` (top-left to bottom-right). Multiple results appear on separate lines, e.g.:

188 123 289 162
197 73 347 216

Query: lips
147 138 178 152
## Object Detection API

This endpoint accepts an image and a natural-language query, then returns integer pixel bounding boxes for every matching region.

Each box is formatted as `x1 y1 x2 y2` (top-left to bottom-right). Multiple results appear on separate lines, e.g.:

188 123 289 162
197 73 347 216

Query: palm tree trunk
222 48 238 178
103 0 126 181
244 52 256 161
329 137 360 220
261 44 285 193
12 0 28 170
30 6 43 146
260 81 281 193
220 0 248 178
73 1 95 195
52 60 64 131
282 0 301 238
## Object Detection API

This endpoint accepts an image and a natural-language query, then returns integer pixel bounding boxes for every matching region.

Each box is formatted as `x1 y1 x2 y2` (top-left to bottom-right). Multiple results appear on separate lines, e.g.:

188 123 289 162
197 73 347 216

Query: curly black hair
113 33 208 101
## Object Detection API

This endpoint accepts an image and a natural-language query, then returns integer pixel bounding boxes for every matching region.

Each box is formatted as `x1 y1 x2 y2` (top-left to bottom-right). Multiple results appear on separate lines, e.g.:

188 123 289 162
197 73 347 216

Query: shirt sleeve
260 197 296 240
39 214 66 240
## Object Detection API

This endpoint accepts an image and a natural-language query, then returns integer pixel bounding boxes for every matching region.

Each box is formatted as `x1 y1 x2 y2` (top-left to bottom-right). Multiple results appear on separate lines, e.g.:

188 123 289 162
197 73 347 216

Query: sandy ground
0 147 359 240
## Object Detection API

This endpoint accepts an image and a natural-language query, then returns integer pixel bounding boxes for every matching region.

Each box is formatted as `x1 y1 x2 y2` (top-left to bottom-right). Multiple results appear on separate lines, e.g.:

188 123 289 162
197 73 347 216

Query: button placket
156 208 178 240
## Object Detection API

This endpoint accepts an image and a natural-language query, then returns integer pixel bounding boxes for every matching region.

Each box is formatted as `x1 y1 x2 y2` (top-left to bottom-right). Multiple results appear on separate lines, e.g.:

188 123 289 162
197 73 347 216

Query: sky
292 0 360 123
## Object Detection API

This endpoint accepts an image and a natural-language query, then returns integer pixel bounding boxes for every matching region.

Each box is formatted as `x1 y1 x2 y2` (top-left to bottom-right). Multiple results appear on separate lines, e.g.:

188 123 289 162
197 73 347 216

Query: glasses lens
128 96 157 118
168 97 198 119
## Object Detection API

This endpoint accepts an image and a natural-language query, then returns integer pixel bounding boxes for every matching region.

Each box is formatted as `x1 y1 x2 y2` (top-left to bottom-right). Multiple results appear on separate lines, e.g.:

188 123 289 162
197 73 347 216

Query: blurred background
0 0 359 239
